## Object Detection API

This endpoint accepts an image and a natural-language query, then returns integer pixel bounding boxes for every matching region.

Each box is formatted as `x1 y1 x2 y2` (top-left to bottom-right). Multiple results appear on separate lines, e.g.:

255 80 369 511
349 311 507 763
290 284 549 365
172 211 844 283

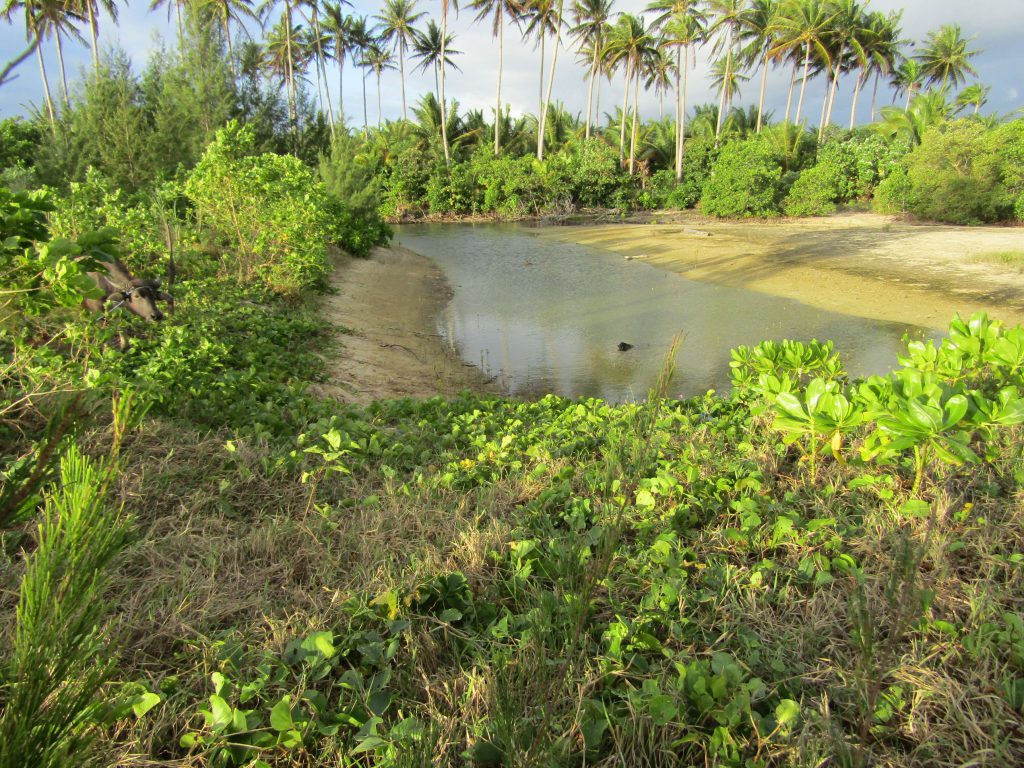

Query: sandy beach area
536 211 1024 330
314 245 493 403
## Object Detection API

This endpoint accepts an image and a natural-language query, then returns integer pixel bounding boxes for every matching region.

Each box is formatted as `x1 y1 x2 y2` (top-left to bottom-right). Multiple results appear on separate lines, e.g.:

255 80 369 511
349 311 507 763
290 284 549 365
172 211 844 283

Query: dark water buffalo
83 258 172 322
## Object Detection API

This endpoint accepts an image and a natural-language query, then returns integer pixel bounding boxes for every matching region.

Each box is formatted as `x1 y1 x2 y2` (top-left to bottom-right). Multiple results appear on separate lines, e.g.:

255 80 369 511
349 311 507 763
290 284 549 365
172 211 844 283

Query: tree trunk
55 29 69 106
794 41 811 125
312 11 335 134
784 61 796 122
36 41 56 126
756 50 769 132
584 38 598 140
362 69 368 133
175 1 183 50
439 0 451 167
714 23 733 141
87 1 100 72
674 44 682 180
399 40 408 120
628 59 640 174
824 56 841 133
870 70 879 121
818 75 829 140
678 45 688 181
284 0 297 130
224 15 236 78
849 70 864 130
338 40 345 124
495 10 503 155
619 55 631 164
537 0 563 162
377 71 382 128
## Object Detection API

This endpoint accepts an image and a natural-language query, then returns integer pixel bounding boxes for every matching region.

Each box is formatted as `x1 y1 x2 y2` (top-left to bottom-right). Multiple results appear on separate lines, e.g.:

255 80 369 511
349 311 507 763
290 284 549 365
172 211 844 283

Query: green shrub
551 138 630 209
903 120 1004 224
782 141 857 216
873 165 913 214
701 138 783 218
992 119 1024 219
0 117 42 171
675 138 718 209
184 122 332 293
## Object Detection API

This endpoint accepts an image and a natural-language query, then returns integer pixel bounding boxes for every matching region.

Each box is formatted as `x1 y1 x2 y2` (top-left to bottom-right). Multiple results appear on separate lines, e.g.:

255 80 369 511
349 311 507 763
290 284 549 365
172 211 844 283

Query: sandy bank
536 211 1024 330
314 246 494 404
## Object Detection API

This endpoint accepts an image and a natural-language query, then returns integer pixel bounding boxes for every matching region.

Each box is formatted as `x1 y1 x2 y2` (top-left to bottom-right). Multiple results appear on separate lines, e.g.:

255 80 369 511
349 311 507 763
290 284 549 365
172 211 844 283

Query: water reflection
396 223 940 402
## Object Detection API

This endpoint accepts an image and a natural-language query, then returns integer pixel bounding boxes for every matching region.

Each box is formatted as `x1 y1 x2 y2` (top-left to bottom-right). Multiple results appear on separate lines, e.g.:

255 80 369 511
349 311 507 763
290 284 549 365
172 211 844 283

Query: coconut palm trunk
756 51 769 132
223 15 236 77
495 8 503 154
825 59 841 130
87 2 99 72
714 23 733 140
794 40 811 124
537 0 564 162
784 61 796 122
628 58 640 173
36 42 56 125
674 45 682 179
55 29 69 106
584 39 599 139
376 69 383 127
618 56 631 164
818 75 829 138
849 71 864 129
870 71 879 121
399 40 408 120
439 0 451 167
284 0 297 129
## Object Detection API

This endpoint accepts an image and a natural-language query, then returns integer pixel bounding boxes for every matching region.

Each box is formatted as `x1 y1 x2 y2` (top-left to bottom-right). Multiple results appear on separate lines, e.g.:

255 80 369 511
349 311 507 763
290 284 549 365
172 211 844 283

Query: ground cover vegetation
3 1 1024 767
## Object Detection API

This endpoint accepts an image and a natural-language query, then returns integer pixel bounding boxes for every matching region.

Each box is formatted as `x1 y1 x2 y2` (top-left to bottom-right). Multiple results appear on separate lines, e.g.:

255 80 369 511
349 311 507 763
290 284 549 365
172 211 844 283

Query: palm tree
648 0 704 181
890 55 923 111
438 0 459 166
263 14 308 127
149 0 188 49
202 0 259 77
33 0 85 107
375 0 424 121
364 43 395 127
710 53 748 115
413 18 461 154
322 1 352 124
875 88 951 146
469 0 523 155
298 0 337 130
769 0 833 127
347 14 374 133
862 8 901 123
706 0 748 141
915 23 980 91
821 0 868 137
2 0 64 123
738 0 778 133
606 12 656 173
955 83 989 116
72 0 121 73
524 0 555 114
524 0 561 158
572 0 615 140
645 46 675 117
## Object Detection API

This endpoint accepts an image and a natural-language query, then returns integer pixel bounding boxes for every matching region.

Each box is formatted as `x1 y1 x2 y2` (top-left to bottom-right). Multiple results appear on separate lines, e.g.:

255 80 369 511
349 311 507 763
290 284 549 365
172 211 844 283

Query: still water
396 223 939 402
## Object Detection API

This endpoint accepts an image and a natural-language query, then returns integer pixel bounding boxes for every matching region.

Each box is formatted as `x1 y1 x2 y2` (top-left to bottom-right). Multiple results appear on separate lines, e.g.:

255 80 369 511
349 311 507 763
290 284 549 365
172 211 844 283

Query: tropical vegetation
2 2 1024 768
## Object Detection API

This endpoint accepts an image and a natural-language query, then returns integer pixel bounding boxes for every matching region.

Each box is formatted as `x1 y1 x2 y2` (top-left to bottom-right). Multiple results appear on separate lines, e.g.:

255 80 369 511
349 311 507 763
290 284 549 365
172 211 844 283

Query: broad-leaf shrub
701 139 783 218
783 141 858 216
184 122 332 294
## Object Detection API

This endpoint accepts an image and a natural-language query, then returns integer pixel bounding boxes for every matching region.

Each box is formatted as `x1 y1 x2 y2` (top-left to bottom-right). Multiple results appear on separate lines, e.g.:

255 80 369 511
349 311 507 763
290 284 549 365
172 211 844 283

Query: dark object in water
617 342 633 352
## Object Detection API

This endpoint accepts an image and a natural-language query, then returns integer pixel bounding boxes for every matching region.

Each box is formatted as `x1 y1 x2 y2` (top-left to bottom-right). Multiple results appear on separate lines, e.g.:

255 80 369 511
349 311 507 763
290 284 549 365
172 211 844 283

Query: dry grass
970 250 1024 273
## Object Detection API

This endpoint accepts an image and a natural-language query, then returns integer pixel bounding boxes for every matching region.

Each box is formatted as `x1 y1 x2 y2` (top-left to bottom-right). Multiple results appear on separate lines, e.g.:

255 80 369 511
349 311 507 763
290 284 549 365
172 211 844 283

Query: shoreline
313 246 496 404
535 211 1024 330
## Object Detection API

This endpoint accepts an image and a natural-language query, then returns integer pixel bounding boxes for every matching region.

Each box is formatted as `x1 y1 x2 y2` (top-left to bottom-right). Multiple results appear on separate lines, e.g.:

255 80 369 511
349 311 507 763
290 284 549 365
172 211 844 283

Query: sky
1 0 1021 128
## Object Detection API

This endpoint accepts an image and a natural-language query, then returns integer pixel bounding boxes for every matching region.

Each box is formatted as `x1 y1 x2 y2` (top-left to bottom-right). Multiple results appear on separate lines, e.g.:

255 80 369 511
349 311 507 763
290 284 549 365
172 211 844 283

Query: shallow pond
396 223 940 402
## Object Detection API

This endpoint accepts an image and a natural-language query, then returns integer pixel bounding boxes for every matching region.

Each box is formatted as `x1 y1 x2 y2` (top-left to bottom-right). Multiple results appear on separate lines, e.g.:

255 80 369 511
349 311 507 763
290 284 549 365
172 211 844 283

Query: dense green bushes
701 139 784 218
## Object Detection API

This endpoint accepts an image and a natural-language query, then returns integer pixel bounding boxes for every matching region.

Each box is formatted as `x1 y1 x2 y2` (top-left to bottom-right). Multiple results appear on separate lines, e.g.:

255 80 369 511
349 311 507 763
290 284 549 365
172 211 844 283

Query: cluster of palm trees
3 0 986 178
